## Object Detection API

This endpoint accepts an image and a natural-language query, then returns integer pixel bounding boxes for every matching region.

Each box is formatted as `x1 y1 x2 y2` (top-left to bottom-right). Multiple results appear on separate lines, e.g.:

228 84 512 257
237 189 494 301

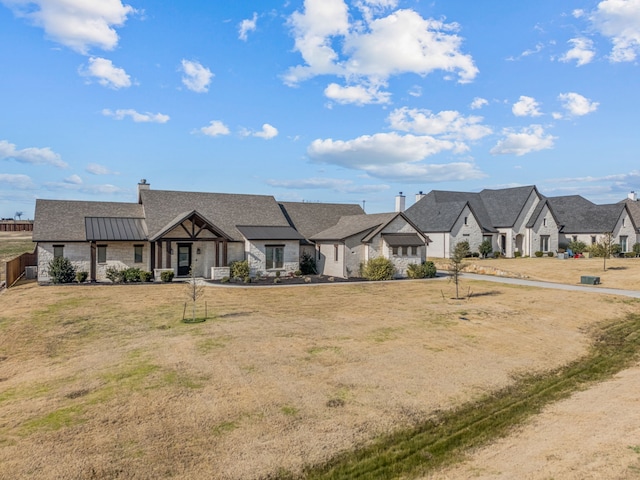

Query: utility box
581 275 600 285
25 266 38 279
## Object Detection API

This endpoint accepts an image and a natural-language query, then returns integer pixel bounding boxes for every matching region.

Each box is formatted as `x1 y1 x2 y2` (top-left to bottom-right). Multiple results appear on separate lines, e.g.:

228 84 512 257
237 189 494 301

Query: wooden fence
4 251 37 287
0 221 34 232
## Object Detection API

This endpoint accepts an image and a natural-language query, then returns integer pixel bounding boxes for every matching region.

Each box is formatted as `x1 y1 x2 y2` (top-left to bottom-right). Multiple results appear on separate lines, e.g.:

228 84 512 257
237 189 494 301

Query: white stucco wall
426 232 449 259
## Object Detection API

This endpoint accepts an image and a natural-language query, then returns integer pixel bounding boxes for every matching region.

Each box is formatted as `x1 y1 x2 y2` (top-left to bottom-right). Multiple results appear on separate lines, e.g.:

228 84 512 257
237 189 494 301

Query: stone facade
529 204 559 254
245 239 299 277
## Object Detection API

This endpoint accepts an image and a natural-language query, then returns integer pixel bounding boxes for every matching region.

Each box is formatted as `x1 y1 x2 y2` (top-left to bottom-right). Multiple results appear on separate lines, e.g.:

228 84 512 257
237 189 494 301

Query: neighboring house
34 182 304 282
621 192 640 246
544 195 638 253
310 212 429 278
404 186 543 258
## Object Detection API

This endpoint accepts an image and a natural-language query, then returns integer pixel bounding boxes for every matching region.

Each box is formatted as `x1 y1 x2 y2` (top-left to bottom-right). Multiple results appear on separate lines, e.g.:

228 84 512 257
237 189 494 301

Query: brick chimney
137 179 150 203
395 192 406 212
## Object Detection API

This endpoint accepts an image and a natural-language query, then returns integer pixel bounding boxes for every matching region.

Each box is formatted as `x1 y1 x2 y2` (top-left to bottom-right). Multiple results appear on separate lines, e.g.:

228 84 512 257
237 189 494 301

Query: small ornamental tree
567 240 587 255
449 241 470 299
299 252 317 275
48 256 76 284
590 232 615 271
185 266 205 322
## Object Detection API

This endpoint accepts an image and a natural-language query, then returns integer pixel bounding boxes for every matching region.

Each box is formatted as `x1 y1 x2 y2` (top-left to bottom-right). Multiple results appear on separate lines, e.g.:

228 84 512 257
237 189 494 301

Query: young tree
590 232 614 271
185 266 205 322
449 240 470 299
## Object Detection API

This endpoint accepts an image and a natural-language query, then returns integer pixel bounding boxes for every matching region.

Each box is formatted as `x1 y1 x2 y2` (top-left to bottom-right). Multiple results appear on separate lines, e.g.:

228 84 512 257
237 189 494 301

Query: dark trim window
333 244 339 262
620 235 628 252
591 236 597 244
464 216 468 225
540 235 550 252
134 245 143 263
53 245 64 259
266 245 284 270
97 245 107 264
543 218 547 227
411 246 418 256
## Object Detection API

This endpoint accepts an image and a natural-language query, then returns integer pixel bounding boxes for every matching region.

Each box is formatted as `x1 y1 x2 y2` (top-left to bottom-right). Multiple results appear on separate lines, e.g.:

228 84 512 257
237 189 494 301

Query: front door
177 244 191 276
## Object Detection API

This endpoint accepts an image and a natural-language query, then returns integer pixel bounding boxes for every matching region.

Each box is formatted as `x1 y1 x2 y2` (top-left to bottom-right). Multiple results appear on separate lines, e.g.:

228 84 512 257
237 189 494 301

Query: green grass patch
370 327 401 343
212 421 238 436
281 405 299 416
22 406 84 433
300 313 640 480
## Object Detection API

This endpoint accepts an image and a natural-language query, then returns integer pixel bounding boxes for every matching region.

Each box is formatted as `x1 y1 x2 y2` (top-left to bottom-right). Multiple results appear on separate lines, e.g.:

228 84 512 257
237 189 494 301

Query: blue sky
2 0 640 219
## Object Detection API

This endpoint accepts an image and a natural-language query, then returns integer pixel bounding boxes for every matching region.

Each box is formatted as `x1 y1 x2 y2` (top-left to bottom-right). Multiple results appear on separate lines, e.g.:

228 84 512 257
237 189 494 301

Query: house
34 181 307 282
404 186 543 258
310 212 429 278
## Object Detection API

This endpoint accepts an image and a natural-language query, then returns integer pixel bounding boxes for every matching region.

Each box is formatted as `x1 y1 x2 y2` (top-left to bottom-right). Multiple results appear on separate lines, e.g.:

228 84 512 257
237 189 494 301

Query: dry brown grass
1 275 639 479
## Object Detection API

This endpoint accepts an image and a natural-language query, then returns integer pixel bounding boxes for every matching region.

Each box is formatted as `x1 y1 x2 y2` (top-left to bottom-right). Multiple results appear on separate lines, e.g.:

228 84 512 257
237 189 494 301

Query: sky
2 0 640 219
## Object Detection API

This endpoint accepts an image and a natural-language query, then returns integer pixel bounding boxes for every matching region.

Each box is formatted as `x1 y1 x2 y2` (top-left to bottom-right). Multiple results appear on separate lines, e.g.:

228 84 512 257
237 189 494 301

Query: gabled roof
546 195 625 233
85 217 147 241
310 213 397 241
33 199 145 242
149 210 231 241
479 185 539 228
140 189 290 242
622 199 640 231
236 225 305 240
279 201 364 239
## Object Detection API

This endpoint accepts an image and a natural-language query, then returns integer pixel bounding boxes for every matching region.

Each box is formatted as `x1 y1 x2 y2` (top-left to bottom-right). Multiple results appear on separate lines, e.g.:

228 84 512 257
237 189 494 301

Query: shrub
478 239 493 258
76 271 88 283
139 270 153 282
547 252 554 257
514 251 522 258
535 251 544 258
471 252 480 258
362 257 395 281
299 252 317 275
220 276 230 283
106 266 124 283
275 270 281 278
243 276 251 284
406 261 437 279
624 252 636 258
47 257 76 284
294 270 302 277
160 270 174 283
568 240 587 254
633 243 640 256
122 267 142 283
230 260 249 280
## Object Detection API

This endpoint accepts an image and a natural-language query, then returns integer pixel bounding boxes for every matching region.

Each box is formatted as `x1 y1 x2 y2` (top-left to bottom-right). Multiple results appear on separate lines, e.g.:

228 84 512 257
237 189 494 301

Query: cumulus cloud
557 92 599 117
86 163 119 175
324 82 391 105
306 132 485 182
43 181 124 194
560 37 595 66
490 125 556 156
80 57 131 89
388 107 492 142
267 177 389 193
181 59 213 93
470 97 488 110
285 1 477 104
64 174 82 184
0 139 67 168
239 12 258 41
102 108 170 123
198 120 230 137
252 123 279 139
0 173 35 189
512 96 542 117
1 0 135 54
590 0 640 62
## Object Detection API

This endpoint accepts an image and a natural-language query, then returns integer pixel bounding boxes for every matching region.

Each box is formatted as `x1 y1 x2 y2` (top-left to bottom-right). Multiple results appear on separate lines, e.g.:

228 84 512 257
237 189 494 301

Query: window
134 245 143 263
410 246 418 256
97 245 107 264
543 218 547 227
623 218 626 227
572 236 578 242
334 244 339 262
392 246 399 256
620 236 628 252
53 245 64 259
464 216 468 225
540 235 550 252
591 236 597 244
266 245 284 269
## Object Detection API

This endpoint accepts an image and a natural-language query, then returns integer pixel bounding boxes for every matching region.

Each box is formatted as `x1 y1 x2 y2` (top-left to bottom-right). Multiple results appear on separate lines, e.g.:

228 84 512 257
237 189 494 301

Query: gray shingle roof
85 217 147 241
236 225 305 240
33 199 145 242
140 189 290 241
546 195 624 233
622 199 640 230
310 213 397 241
278 202 365 239
478 186 538 227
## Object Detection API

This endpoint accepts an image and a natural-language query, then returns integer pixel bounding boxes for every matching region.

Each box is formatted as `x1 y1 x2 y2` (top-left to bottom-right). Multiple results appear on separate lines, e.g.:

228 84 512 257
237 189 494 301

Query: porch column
223 240 228 266
166 241 172 268
157 241 163 269
150 242 156 271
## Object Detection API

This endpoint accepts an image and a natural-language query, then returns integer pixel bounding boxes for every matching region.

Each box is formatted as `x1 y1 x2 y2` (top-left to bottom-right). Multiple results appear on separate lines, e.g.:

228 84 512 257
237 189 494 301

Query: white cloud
0 173 35 189
470 97 488 110
238 12 258 41
64 174 82 184
573 9 586 18
324 82 391 105
285 1 477 104
560 37 595 66
43 181 124 194
86 163 119 175
557 92 599 116
388 107 492 141
590 0 640 62
490 125 556 156
306 131 485 182
512 95 542 117
181 59 213 93
267 177 389 193
0 139 67 168
198 120 230 137
408 85 422 97
80 57 131 89
1 0 135 54
102 108 170 123
253 123 279 139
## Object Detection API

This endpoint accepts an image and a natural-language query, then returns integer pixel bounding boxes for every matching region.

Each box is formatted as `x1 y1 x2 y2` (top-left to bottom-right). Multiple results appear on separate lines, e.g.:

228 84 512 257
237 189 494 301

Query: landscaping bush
230 260 249 280
534 251 544 258
160 270 174 283
362 257 395 281
568 240 587 254
624 252 636 258
106 266 124 283
514 251 522 258
139 270 153 282
634 243 640 256
547 252 554 257
220 276 230 283
406 261 437 279
76 271 88 283
122 267 142 283
47 256 76 284
478 239 493 258
299 252 317 275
